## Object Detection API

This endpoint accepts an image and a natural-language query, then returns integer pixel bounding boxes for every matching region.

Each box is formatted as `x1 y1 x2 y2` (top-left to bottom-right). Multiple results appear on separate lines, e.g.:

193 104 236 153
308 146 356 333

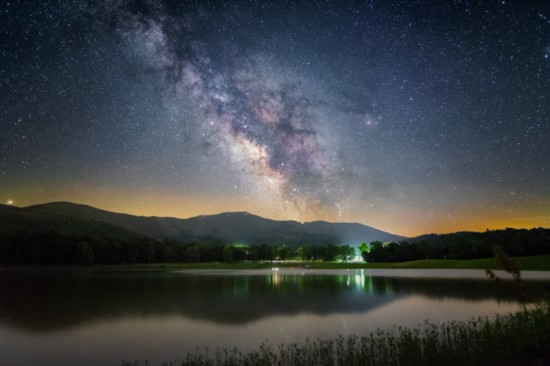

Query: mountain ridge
0 201 405 246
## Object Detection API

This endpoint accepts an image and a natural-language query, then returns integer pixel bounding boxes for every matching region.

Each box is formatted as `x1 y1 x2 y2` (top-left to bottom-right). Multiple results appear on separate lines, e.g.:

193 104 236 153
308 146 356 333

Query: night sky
1 0 548 236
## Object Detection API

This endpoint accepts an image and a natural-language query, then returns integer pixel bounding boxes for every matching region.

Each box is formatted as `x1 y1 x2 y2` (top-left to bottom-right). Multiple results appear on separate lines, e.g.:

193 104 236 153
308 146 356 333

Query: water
1 268 549 366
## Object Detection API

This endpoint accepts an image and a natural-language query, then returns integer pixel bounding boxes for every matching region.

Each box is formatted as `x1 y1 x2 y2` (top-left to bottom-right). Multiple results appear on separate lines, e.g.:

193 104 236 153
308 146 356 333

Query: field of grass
122 254 550 271
121 304 550 366
379 255 550 271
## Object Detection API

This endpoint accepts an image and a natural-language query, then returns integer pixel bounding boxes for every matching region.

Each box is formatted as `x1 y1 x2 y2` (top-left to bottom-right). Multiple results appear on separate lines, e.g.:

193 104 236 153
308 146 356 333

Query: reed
121 304 550 366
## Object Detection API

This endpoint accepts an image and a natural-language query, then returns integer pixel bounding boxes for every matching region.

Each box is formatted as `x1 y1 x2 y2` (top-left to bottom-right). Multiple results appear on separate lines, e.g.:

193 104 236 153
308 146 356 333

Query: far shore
5 254 548 272
0 255 550 272
122 254 550 272
178 267 550 280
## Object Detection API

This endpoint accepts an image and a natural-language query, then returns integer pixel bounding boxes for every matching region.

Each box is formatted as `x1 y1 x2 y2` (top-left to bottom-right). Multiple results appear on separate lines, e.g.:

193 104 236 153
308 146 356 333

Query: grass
115 254 550 271
121 304 550 366
376 255 550 271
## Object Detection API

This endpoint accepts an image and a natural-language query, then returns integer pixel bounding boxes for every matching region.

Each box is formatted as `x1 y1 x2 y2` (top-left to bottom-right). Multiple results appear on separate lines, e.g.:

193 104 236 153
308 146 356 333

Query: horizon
3 199 548 238
2 1 549 238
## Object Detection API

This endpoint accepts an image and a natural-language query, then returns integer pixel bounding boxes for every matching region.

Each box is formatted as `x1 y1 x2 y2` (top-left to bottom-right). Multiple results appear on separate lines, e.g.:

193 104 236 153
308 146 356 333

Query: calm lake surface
1 268 550 366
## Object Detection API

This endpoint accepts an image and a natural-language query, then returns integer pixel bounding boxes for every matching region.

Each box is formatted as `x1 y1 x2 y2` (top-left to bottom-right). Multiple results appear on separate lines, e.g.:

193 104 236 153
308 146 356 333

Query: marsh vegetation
121 304 550 366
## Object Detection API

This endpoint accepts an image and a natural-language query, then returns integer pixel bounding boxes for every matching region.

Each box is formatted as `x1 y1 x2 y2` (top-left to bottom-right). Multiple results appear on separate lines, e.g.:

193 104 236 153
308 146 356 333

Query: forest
0 230 355 265
0 228 548 266
361 228 550 262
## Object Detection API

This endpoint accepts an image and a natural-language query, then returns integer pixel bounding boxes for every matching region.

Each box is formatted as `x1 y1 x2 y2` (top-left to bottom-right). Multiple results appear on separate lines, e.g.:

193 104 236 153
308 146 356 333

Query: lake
1 268 549 366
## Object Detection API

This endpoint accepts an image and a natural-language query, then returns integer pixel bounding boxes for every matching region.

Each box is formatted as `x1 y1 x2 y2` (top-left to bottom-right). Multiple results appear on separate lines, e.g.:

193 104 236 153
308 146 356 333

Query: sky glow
1 0 549 236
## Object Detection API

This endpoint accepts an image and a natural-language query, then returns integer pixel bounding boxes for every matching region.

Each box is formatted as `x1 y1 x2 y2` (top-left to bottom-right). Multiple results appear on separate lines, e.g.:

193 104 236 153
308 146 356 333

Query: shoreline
1 254 549 272
177 267 550 280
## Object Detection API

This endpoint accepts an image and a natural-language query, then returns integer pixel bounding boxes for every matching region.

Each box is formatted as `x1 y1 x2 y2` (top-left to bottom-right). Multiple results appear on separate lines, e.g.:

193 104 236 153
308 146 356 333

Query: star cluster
1 0 548 236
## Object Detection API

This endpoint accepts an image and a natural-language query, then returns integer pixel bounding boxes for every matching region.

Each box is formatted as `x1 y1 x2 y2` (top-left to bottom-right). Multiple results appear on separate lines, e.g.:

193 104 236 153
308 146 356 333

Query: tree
75 241 94 266
276 245 293 260
140 239 157 263
359 242 370 262
297 244 314 261
365 241 383 262
222 245 233 263
186 244 201 262
338 245 355 262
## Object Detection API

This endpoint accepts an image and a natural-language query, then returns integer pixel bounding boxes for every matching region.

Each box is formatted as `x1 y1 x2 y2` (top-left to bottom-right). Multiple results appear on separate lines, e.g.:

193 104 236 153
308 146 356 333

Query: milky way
1 0 549 235
102 1 348 217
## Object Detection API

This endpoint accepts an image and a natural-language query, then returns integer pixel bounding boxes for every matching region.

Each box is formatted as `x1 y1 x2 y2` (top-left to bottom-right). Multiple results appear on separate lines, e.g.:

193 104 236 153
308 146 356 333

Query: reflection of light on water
346 269 365 289
271 268 280 286
346 269 375 294
354 274 362 288
346 271 364 290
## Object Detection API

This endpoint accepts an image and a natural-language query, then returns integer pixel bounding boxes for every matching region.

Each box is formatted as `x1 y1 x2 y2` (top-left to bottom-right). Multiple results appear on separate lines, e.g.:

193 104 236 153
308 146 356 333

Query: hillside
0 204 149 242
0 202 404 246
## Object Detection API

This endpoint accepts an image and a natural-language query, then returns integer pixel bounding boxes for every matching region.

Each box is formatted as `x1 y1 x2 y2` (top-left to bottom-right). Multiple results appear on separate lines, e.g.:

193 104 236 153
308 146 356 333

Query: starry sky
1 0 549 236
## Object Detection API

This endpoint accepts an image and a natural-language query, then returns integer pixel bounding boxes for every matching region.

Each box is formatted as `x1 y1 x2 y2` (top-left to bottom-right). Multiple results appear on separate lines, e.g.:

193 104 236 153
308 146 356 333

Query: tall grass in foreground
121 305 550 366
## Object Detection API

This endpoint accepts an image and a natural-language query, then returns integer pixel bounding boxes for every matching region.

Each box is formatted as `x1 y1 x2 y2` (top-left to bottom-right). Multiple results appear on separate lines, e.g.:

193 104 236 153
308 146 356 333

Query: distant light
7 199 13 205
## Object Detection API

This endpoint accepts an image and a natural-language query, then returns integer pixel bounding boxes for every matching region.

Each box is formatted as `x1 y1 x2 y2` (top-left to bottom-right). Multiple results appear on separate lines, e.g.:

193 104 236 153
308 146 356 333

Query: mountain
0 202 405 246
0 204 18 213
0 203 149 242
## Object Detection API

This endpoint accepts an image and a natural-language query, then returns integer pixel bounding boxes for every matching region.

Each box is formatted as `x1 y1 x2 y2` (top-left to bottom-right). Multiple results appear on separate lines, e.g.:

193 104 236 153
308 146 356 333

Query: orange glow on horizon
6 183 548 238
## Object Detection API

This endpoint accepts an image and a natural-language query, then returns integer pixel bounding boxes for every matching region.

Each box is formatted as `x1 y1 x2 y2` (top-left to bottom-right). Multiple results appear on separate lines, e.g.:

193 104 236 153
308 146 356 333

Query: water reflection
2 268 549 366
0 268 545 333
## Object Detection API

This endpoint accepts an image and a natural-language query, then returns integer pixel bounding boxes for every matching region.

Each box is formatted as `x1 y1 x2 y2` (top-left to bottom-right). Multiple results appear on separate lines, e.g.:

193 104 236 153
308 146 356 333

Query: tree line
360 228 550 262
0 230 356 265
1 227 548 266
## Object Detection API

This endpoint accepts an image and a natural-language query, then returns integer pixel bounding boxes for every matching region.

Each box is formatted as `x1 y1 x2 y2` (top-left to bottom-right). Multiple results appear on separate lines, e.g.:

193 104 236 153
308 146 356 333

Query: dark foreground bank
121 304 550 366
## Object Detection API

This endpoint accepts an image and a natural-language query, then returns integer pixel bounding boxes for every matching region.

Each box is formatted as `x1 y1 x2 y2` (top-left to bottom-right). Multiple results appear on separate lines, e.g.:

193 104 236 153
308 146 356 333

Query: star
0 0 547 236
